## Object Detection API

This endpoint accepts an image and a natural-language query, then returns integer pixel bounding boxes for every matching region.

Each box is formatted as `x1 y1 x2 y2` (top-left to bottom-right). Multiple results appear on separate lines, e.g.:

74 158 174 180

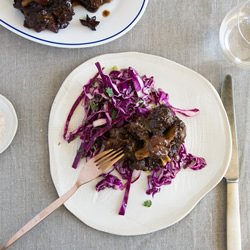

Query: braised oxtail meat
104 105 187 171
167 119 186 158
127 115 150 140
14 0 111 33
105 127 143 161
75 0 109 12
147 105 176 136
14 0 74 33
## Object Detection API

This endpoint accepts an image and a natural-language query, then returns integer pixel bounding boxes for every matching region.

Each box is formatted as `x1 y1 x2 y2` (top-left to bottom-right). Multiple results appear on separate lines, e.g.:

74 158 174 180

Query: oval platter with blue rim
0 0 148 48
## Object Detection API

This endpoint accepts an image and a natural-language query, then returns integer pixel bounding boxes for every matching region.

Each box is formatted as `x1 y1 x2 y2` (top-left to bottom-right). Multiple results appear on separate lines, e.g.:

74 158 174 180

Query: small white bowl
0 94 18 153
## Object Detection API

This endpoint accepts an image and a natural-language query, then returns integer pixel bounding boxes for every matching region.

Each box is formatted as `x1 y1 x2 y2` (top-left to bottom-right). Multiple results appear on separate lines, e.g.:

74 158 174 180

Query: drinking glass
220 0 250 68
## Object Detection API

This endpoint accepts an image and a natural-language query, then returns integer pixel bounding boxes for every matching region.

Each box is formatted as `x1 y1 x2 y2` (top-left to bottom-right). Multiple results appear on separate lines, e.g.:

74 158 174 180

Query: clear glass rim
238 0 250 45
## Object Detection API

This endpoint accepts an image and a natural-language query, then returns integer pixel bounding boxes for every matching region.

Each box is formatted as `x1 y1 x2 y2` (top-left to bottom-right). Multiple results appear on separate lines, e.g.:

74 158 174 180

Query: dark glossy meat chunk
147 119 186 165
104 105 186 171
167 119 186 158
126 115 150 140
147 105 176 135
148 136 169 161
14 0 74 33
14 0 111 33
104 127 143 161
130 158 162 171
75 0 104 12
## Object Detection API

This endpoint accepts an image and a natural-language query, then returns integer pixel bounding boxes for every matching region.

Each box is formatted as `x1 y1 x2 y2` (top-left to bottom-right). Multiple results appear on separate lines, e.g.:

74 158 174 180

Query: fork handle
2 184 79 250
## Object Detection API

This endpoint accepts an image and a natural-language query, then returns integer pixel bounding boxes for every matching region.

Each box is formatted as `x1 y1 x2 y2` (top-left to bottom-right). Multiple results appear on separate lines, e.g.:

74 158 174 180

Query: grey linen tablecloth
0 0 249 249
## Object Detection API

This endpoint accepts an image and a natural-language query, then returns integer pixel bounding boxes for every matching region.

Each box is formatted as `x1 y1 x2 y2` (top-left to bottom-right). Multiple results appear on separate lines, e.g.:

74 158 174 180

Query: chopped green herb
94 97 103 102
111 109 117 120
69 134 78 142
143 200 152 207
93 127 102 130
183 160 195 169
90 101 98 111
93 144 97 152
138 100 144 108
111 66 118 71
106 87 114 98
81 154 85 159
78 149 84 153
92 81 98 87
96 139 102 148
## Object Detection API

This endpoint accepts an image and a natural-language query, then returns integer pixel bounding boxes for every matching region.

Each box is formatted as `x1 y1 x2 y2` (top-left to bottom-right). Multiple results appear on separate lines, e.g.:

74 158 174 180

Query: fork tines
94 148 124 171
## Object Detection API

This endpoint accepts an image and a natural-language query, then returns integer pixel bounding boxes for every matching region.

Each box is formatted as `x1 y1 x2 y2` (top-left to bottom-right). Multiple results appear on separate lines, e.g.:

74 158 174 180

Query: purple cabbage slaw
64 62 207 215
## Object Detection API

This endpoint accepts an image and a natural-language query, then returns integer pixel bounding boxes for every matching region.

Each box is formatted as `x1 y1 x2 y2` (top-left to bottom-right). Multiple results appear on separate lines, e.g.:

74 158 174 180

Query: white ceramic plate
0 0 148 48
48 52 232 235
0 94 18 153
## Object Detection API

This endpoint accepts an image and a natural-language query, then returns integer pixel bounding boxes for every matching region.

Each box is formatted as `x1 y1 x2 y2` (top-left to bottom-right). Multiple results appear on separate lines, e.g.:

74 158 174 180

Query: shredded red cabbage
96 173 124 192
119 169 133 215
146 144 206 197
64 62 206 215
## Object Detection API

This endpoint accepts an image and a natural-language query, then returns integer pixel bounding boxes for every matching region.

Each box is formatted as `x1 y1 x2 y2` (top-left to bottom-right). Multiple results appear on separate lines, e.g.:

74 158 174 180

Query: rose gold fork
2 148 124 250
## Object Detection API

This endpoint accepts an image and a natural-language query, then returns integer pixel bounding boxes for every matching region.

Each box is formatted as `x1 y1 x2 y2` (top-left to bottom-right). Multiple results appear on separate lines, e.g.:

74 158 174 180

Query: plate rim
0 0 148 48
48 52 232 235
0 94 18 154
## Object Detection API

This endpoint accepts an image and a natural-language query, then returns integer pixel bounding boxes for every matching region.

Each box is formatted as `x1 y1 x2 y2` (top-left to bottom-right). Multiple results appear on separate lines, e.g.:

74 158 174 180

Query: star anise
80 15 100 31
